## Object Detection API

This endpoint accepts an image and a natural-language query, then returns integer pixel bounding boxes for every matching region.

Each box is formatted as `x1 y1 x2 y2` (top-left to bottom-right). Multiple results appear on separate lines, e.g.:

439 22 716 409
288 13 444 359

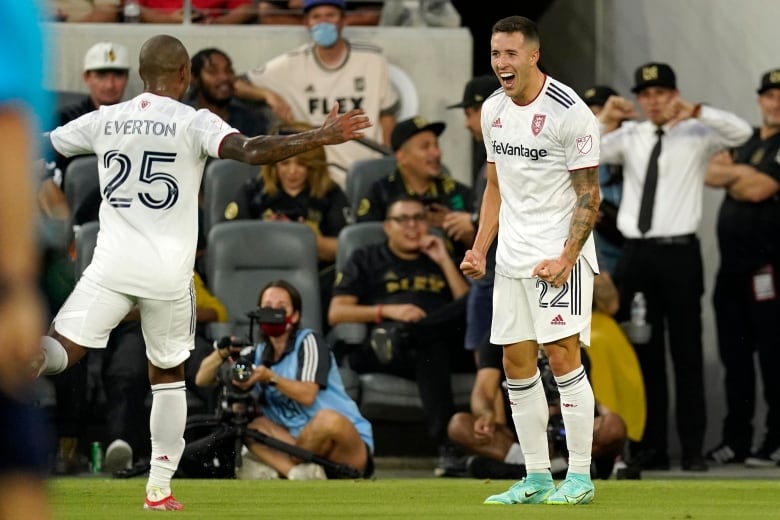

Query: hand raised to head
319 102 372 145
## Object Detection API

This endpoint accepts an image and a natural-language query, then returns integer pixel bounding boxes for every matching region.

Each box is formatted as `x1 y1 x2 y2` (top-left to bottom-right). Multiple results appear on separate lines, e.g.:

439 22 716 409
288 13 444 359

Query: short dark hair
385 194 425 218
257 279 303 315
190 48 232 79
492 15 540 47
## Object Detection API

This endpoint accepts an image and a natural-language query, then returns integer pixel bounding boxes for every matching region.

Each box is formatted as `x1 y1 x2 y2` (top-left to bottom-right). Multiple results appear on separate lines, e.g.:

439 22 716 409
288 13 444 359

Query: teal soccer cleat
545 473 595 505
483 474 555 505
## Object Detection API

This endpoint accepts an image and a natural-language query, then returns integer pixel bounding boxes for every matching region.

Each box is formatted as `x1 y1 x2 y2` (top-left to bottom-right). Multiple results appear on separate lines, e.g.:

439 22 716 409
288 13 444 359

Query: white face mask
311 22 339 48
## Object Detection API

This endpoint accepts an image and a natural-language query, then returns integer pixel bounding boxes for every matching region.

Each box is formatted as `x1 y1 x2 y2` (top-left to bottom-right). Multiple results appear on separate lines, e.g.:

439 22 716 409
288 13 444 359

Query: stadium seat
206 220 322 335
202 158 258 235
329 221 473 424
345 156 396 211
63 155 100 223
74 220 100 279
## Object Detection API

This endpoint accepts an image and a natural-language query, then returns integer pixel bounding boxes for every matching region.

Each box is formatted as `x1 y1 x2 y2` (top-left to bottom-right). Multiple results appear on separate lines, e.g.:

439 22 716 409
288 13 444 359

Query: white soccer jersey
50 93 239 299
247 41 398 184
481 75 600 278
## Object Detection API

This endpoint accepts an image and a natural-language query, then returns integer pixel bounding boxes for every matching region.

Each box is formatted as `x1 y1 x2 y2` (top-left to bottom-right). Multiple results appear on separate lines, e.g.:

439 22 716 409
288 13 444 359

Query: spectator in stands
0 3 52 518
185 47 276 137
137 0 257 24
446 74 501 364
236 0 398 187
50 0 120 22
196 279 374 479
223 121 351 331
328 195 474 475
258 0 381 25
47 41 130 188
356 117 475 260
582 85 624 274
42 40 130 476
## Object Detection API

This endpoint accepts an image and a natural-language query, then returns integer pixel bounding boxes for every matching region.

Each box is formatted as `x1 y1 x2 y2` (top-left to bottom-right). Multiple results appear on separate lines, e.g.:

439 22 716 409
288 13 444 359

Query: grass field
51 478 780 519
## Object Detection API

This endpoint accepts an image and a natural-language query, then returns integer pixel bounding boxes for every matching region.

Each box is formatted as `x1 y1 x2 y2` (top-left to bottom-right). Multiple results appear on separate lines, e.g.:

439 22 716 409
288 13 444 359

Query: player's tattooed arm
563 166 600 264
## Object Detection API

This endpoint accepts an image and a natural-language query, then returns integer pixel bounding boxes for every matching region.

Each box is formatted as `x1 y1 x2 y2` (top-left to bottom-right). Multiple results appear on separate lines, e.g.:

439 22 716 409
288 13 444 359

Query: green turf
51 478 780 519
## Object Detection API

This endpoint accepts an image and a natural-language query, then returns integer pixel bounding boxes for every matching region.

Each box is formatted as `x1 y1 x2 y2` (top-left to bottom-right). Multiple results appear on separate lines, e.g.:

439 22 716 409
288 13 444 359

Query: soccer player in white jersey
236 0 398 188
35 34 370 511
460 16 601 506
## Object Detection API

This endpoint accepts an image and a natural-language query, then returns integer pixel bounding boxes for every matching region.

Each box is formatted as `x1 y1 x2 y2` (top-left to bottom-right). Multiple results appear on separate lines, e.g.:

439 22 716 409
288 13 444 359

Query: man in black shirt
329 196 473 470
355 117 475 259
704 68 780 467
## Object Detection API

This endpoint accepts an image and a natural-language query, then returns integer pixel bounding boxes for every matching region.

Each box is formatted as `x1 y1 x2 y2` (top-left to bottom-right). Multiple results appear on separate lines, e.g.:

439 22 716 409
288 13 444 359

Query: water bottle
628 292 651 344
123 0 140 23
630 292 646 326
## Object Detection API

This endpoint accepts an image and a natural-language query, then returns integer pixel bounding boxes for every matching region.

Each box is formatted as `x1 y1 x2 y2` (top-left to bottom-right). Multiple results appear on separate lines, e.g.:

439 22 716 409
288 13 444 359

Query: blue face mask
311 22 339 48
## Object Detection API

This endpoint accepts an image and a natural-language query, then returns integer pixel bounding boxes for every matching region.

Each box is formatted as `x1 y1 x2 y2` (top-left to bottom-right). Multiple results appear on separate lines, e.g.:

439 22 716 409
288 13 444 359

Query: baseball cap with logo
390 117 446 152
447 75 501 110
83 42 130 72
582 85 618 107
757 68 780 94
631 62 676 93
303 0 345 12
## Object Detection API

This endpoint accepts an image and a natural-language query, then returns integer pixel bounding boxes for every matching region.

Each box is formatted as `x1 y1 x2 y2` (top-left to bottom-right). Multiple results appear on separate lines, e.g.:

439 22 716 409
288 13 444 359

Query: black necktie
638 128 664 235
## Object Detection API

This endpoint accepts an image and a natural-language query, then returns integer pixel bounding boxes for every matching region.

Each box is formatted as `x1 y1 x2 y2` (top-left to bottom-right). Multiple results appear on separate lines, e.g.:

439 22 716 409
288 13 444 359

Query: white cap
83 42 130 72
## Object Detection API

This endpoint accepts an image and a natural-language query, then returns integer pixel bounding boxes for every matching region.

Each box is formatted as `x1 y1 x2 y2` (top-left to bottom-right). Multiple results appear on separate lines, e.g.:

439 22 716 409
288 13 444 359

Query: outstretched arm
219 104 370 165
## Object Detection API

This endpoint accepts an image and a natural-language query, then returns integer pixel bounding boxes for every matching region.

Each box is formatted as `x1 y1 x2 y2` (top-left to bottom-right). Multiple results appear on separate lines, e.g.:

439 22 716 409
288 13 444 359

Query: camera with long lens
214 307 287 401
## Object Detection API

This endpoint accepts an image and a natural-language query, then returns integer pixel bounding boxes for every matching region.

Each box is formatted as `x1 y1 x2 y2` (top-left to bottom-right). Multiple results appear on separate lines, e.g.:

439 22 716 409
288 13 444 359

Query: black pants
614 237 706 459
348 296 473 444
101 322 151 459
713 267 780 453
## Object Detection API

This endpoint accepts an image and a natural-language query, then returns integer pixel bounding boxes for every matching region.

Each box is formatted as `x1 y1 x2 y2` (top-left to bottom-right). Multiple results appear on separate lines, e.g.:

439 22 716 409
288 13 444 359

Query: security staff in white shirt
598 62 752 473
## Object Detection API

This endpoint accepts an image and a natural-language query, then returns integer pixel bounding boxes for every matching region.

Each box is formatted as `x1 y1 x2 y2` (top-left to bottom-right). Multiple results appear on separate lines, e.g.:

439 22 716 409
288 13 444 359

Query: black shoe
705 443 747 465
745 446 780 468
681 455 709 472
434 443 470 478
466 455 526 479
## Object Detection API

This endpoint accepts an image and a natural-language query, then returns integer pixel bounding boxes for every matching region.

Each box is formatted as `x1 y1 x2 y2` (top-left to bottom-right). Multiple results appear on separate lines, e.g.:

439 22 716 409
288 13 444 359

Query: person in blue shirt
196 279 373 479
0 2 53 519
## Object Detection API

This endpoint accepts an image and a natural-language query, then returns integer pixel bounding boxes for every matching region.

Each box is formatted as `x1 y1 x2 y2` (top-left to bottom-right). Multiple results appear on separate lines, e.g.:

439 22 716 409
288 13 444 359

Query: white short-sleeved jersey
246 41 398 183
49 93 239 299
481 75 600 278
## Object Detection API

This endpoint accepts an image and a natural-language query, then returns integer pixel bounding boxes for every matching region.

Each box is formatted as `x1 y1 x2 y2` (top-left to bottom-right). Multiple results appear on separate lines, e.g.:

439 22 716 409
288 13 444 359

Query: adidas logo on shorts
550 314 566 325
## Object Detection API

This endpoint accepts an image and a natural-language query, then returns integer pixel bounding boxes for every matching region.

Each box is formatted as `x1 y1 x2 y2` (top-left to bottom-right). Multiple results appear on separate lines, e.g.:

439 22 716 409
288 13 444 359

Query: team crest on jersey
492 117 503 128
531 114 546 136
140 99 150 110
576 135 593 154
354 77 365 92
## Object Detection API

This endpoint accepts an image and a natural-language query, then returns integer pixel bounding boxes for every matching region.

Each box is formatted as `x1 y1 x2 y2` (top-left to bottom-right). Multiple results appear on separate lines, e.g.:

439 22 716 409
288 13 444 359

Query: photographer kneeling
195 280 374 479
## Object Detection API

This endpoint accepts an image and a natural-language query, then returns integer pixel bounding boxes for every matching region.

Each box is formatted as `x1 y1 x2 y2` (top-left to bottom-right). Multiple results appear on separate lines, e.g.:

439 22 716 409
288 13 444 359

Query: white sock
146 381 187 495
507 370 550 473
555 365 595 475
40 336 69 375
504 442 525 465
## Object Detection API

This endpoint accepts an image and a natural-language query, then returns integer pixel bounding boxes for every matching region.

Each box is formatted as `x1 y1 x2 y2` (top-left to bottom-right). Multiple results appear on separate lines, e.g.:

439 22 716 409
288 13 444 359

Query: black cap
582 85 618 107
757 68 780 94
631 62 676 93
447 75 501 109
390 117 446 152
